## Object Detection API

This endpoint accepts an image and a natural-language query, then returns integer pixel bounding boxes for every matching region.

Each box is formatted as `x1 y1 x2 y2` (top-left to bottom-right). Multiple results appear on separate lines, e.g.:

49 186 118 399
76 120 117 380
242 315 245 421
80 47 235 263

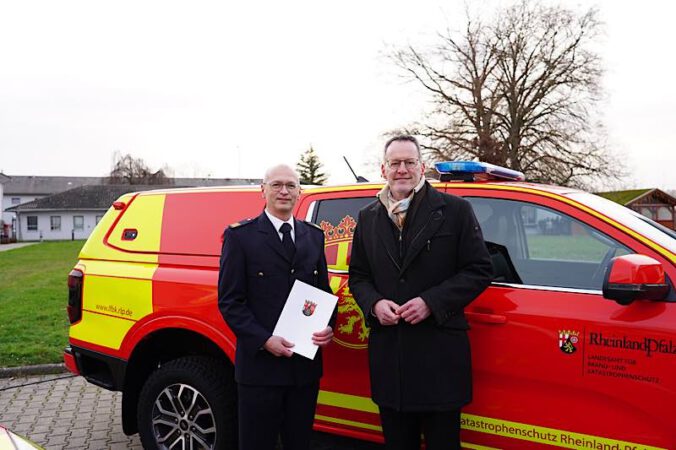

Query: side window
313 197 374 272
73 216 84 231
50 216 61 231
27 216 38 231
467 197 633 291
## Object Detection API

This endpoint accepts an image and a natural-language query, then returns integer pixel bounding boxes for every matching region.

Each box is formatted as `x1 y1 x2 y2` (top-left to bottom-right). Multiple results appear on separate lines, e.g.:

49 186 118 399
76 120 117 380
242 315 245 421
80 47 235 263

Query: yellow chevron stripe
317 390 378 414
462 413 666 450
317 390 666 450
461 443 501 450
314 414 382 432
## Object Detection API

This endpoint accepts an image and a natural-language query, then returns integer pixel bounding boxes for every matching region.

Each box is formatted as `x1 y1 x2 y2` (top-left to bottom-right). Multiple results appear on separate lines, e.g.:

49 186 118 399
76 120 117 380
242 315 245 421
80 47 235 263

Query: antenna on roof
343 156 368 183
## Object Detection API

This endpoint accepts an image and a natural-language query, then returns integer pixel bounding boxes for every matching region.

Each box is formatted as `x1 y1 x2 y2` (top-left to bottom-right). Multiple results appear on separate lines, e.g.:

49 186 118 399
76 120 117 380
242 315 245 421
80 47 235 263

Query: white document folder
272 279 338 360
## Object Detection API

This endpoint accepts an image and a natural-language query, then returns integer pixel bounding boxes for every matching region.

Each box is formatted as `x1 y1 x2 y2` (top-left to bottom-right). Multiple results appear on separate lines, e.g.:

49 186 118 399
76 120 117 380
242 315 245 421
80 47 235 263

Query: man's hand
312 326 334 347
397 297 431 325
264 335 294 357
373 299 401 326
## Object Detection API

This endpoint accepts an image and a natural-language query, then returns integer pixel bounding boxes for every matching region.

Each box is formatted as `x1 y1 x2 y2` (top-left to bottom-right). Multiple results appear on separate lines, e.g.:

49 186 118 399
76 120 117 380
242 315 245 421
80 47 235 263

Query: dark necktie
280 222 296 259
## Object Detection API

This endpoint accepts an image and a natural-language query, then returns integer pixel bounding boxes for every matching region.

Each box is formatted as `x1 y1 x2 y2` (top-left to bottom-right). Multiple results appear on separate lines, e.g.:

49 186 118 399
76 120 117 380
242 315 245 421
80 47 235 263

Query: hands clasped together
373 297 431 326
264 326 334 357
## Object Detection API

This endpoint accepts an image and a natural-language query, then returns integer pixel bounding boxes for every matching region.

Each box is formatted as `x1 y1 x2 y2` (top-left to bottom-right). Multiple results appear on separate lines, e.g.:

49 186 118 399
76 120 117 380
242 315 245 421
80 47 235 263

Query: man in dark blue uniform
218 164 333 450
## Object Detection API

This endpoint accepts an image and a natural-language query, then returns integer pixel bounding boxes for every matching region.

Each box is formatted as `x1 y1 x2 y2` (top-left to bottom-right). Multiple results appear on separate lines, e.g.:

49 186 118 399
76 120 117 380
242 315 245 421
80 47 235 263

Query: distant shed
596 188 675 230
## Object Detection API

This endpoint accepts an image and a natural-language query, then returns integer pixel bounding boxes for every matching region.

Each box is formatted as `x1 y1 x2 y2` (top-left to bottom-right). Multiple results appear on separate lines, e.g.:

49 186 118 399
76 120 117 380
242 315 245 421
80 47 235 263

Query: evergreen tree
296 147 328 185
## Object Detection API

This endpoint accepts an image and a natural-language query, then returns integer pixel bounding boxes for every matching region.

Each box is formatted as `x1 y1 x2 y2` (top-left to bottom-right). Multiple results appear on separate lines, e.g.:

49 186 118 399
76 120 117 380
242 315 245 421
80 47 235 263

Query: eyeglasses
385 159 419 170
265 182 299 192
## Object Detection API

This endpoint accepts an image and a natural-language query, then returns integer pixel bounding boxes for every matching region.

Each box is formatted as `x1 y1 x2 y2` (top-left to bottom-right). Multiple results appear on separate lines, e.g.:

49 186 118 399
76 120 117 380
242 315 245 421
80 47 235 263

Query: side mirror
603 254 669 305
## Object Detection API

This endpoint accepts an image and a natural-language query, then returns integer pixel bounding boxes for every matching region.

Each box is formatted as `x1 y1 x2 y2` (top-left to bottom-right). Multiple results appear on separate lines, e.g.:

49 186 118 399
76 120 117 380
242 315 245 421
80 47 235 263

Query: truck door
460 193 676 449
295 190 383 440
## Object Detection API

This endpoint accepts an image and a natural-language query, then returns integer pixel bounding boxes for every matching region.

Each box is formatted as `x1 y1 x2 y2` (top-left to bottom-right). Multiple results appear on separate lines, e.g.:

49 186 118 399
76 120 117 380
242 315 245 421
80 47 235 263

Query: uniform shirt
265 209 295 243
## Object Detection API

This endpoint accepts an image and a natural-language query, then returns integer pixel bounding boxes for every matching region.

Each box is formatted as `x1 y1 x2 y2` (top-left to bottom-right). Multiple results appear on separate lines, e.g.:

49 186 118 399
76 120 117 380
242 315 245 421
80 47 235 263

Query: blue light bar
434 161 525 181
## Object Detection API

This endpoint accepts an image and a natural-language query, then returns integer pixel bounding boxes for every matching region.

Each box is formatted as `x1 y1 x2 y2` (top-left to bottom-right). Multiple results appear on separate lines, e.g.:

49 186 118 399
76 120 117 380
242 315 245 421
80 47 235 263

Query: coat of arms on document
302 300 317 317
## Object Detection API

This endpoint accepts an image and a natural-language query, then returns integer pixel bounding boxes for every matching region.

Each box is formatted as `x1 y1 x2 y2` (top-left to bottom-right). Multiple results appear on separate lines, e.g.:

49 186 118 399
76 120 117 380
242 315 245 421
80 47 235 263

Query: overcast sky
0 0 674 190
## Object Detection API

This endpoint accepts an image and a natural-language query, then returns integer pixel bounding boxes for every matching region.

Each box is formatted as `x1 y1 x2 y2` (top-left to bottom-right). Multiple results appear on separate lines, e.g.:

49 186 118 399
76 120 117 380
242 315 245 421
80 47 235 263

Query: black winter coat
349 183 492 411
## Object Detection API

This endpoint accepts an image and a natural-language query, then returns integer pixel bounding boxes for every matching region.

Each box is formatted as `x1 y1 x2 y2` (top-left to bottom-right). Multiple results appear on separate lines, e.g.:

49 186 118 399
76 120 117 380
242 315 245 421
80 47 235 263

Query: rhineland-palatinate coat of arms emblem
559 329 580 354
302 300 317 317
321 215 370 349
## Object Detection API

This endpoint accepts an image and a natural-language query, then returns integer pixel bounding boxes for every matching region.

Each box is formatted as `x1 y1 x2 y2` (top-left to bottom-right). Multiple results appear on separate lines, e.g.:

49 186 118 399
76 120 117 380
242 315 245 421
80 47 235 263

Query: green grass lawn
0 241 84 367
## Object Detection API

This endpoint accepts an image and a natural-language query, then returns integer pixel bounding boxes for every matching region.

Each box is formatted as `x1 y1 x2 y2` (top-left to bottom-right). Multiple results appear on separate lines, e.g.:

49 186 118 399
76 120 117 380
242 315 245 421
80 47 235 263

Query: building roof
6 185 171 212
595 189 653 205
596 188 676 207
0 176 105 195
0 175 261 195
173 177 260 187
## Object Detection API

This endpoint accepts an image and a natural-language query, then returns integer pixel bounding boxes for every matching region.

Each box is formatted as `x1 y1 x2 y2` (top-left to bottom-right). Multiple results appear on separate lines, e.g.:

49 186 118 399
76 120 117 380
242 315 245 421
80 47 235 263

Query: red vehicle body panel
67 181 676 449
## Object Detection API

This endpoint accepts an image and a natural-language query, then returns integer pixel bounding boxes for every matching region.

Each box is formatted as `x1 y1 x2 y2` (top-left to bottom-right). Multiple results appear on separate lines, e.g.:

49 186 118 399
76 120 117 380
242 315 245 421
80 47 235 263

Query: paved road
0 373 383 449
0 242 36 252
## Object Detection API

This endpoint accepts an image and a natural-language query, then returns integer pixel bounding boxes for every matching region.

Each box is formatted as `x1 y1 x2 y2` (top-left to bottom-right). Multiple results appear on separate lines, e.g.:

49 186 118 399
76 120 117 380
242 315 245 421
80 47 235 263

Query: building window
27 216 38 231
73 216 84 230
657 206 673 221
95 215 104 224
11 197 21 205
639 206 654 220
50 216 61 231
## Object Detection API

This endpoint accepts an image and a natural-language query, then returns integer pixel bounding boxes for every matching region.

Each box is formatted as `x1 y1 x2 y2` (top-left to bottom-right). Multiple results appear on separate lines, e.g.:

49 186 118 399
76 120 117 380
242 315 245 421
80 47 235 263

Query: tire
137 356 237 450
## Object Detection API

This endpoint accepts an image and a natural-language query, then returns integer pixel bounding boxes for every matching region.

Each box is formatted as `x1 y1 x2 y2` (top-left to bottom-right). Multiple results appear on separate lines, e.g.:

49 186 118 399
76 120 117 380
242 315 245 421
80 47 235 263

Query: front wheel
137 356 237 450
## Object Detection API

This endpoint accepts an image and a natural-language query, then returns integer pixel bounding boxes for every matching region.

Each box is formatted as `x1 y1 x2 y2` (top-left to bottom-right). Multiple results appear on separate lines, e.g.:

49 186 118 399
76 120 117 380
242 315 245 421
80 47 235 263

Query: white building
6 185 159 241
1 175 105 240
0 173 8 240
1 175 260 242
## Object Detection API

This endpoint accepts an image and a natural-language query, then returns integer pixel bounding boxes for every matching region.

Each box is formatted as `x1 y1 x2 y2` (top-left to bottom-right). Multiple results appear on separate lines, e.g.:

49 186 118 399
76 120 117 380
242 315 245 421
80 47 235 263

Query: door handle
465 311 507 324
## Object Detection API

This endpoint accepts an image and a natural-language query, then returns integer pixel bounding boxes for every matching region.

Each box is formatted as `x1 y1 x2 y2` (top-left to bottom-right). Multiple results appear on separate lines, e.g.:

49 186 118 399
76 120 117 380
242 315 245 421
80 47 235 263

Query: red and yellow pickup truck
65 162 676 449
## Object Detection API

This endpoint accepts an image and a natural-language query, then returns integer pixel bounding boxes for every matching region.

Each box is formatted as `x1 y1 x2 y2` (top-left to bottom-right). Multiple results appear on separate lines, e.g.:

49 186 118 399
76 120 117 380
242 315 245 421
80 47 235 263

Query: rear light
67 269 84 324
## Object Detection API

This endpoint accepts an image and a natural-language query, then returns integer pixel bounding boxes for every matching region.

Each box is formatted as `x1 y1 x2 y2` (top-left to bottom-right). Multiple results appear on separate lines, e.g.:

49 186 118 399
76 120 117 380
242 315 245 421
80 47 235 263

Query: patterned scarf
377 178 426 230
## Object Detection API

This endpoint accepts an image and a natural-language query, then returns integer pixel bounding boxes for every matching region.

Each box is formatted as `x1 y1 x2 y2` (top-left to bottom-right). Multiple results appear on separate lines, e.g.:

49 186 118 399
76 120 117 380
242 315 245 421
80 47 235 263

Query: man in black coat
349 136 492 450
218 164 333 450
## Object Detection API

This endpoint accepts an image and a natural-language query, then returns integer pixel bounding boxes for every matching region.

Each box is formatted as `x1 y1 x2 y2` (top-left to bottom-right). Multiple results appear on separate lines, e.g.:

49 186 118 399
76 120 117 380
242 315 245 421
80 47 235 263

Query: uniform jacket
218 211 331 386
349 183 492 411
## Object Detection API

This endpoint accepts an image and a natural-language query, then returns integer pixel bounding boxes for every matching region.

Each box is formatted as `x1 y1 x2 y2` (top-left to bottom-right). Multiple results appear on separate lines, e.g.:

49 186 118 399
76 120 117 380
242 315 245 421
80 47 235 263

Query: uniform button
257 272 264 277
313 270 318 275
399 278 405 283
291 269 295 274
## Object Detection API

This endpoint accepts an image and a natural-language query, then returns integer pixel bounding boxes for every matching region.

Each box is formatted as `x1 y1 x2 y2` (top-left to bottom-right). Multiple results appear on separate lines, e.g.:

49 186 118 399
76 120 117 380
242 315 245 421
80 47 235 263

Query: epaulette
229 218 254 229
302 220 324 232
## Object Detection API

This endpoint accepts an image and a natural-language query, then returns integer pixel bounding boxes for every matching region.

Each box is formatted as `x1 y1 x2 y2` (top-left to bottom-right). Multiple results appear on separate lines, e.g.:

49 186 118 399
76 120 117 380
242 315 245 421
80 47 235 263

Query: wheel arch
121 327 235 435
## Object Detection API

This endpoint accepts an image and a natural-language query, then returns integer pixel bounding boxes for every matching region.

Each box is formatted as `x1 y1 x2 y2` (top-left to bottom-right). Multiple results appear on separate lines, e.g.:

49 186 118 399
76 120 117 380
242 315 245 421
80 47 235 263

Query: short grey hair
263 164 300 184
383 135 422 161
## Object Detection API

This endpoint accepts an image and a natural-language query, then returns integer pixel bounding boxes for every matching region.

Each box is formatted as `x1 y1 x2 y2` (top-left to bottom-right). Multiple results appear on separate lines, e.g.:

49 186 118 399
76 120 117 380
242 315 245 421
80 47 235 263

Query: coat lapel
400 185 445 274
257 212 291 262
292 218 309 264
375 203 402 272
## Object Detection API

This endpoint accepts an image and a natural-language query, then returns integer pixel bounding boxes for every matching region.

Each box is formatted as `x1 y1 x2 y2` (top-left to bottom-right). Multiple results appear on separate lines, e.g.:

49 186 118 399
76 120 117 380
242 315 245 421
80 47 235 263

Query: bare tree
107 152 173 185
391 0 614 187
297 146 328 185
